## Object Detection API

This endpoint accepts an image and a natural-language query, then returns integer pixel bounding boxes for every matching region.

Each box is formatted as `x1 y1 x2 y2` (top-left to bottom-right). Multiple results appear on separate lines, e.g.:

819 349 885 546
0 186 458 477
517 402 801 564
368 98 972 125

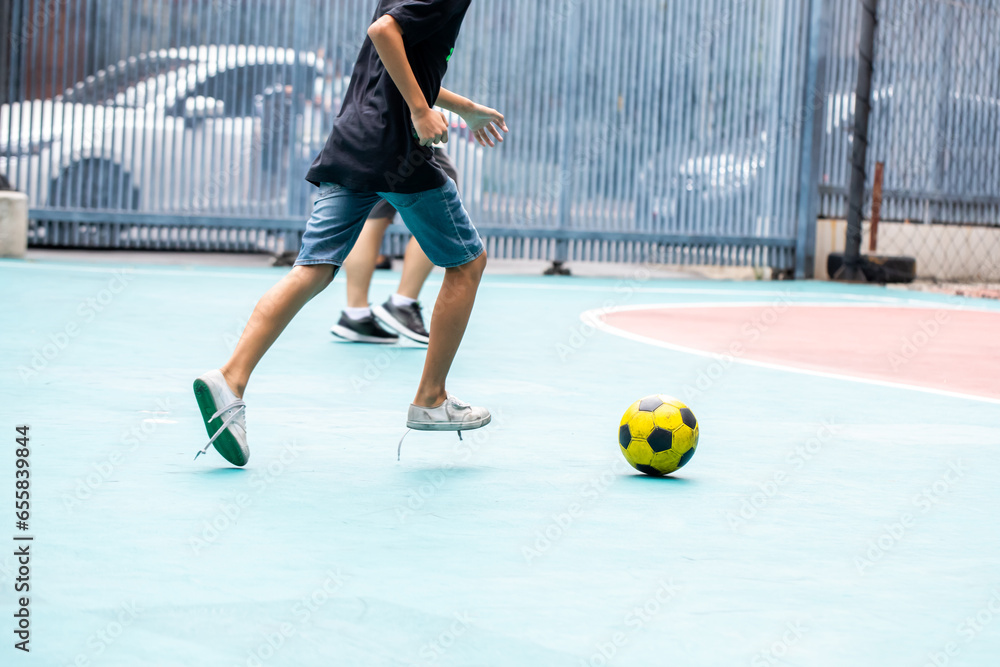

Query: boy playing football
193 0 506 466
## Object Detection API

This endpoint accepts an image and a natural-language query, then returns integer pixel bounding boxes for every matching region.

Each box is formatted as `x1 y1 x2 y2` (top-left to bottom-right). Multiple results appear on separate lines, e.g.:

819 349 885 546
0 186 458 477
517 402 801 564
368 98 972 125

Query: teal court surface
1 257 999 666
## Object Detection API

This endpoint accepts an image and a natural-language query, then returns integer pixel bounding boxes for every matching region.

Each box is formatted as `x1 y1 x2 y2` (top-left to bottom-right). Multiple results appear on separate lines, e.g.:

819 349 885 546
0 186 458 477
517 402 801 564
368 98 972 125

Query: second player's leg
397 236 435 301
368 235 436 345
342 217 392 308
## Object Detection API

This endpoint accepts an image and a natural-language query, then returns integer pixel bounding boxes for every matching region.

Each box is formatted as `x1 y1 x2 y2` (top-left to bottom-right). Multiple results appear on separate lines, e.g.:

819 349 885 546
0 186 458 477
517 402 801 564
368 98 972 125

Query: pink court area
602 304 1000 401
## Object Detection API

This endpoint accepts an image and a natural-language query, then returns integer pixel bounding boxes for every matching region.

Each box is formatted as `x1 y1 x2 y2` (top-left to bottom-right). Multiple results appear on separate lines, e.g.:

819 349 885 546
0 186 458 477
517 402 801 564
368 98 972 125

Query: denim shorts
295 177 484 269
369 149 459 221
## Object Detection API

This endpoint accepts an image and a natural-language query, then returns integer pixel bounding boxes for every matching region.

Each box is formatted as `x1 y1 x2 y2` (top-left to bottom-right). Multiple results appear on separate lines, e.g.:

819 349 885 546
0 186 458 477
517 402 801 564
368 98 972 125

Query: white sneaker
193 370 249 466
406 394 491 432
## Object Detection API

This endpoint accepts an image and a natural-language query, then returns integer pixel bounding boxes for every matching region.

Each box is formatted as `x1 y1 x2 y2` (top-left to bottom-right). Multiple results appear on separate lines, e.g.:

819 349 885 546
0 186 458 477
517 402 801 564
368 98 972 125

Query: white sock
344 307 372 320
391 293 417 307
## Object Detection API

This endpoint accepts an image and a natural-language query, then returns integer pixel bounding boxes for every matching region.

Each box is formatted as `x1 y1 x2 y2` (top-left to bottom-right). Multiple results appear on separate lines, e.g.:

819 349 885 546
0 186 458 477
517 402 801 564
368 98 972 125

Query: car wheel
48 158 140 210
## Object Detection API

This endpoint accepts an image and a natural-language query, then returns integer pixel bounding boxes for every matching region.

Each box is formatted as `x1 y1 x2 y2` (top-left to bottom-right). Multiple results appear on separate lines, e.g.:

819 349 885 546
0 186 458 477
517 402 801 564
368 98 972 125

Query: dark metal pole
841 0 878 279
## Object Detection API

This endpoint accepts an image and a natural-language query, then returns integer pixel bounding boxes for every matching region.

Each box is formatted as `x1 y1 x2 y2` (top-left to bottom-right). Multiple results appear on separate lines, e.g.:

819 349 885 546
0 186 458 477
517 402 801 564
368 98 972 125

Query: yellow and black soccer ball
619 395 699 476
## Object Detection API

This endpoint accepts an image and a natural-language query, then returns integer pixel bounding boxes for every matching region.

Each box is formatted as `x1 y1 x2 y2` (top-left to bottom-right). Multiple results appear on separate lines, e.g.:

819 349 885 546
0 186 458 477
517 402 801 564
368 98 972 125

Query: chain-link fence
820 0 1000 284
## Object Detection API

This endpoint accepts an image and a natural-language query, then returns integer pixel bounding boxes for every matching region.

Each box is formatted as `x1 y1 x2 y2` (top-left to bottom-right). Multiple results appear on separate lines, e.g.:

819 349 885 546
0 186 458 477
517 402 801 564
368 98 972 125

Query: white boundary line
582 303 1000 406
598 300 998 313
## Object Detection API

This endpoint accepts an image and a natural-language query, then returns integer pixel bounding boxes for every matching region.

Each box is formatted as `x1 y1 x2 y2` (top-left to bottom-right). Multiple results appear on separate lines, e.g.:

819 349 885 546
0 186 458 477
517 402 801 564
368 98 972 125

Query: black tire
827 252 916 284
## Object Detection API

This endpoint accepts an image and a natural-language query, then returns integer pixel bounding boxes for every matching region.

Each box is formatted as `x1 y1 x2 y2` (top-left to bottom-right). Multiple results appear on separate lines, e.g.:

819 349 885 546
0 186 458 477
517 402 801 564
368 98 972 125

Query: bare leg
341 217 392 308
220 264 336 397
397 235 435 301
412 252 487 407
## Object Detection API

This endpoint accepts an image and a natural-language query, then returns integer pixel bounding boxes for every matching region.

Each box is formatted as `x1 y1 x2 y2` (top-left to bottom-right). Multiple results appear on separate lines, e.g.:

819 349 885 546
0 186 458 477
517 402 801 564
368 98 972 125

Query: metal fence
819 0 1000 225
2 0 833 271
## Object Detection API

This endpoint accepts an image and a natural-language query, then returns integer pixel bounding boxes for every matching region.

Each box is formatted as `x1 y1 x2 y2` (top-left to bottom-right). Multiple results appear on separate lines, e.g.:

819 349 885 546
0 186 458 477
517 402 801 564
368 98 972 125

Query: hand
412 107 449 146
460 103 508 148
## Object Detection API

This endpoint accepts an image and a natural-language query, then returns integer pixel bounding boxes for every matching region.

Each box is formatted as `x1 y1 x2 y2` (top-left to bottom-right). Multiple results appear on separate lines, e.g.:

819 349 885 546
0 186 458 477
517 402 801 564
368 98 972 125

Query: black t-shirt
305 0 472 194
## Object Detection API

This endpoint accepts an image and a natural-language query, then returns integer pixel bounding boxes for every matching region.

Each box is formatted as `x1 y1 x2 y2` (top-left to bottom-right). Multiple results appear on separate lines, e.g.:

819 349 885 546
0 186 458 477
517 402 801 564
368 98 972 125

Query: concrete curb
0 191 28 258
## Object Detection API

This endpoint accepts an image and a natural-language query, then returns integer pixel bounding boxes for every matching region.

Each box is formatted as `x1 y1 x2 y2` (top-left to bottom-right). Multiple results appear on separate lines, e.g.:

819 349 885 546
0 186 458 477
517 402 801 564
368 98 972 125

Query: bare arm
368 15 449 146
435 88 473 115
437 88 509 148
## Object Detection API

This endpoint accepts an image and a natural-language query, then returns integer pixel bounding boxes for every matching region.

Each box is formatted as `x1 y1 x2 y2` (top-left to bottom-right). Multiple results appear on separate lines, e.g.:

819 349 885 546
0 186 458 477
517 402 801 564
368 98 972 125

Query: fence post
549 2 579 276
2 0 25 109
840 0 878 280
795 0 830 280
932 4 954 225
0 1 11 107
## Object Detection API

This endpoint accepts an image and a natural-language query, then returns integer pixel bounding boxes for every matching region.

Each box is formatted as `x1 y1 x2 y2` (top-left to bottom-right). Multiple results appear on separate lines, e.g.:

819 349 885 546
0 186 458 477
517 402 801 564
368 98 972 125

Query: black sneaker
330 312 399 344
373 299 430 344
